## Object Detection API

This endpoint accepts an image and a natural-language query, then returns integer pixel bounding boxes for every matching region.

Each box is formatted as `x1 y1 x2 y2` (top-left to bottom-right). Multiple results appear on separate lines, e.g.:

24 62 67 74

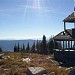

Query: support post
71 41 72 49
59 41 61 50
66 41 67 49
64 22 66 31
63 41 64 51
68 41 70 51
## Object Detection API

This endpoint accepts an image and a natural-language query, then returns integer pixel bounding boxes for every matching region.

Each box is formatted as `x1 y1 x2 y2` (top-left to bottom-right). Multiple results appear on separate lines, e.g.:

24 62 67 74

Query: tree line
14 35 60 55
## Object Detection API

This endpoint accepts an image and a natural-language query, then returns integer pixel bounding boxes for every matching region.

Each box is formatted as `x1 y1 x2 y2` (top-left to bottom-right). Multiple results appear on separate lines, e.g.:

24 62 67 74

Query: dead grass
0 52 69 75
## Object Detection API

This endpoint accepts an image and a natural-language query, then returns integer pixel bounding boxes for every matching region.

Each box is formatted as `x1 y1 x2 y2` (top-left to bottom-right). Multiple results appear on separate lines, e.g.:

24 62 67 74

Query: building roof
54 11 75 41
63 12 75 23
53 29 74 41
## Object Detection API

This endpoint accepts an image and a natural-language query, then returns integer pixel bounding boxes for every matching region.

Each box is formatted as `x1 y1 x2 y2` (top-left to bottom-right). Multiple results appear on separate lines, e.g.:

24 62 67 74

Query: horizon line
0 37 51 40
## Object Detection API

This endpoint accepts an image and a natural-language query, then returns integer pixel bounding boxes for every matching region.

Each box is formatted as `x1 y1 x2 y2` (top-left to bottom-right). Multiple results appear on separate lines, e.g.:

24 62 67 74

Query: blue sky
0 0 74 39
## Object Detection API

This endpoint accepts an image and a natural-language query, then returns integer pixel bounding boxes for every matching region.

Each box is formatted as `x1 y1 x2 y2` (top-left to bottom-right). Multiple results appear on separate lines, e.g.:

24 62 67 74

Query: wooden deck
54 50 75 65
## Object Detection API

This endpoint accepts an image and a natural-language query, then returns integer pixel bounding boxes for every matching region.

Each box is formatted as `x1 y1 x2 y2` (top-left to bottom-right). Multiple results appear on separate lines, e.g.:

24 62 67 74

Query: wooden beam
59 41 61 50
64 22 66 31
68 41 70 50
66 41 67 49
63 41 64 50
71 41 72 49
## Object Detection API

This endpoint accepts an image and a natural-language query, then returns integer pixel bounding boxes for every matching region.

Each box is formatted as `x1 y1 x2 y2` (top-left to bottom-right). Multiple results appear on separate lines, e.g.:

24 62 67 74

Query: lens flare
32 0 40 9
24 0 41 16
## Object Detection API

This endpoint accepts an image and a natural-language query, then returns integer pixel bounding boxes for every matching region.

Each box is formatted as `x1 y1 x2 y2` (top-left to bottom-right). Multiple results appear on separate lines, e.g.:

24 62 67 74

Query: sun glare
32 0 41 9
24 0 42 16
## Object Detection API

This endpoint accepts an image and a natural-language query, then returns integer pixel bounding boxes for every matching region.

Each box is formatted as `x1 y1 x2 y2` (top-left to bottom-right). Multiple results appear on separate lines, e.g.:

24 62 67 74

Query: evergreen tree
20 45 23 51
36 40 42 54
48 39 54 54
18 42 20 52
38 42 42 54
14 44 17 52
26 42 30 52
0 48 2 52
42 35 47 54
36 40 39 53
22 43 25 52
31 42 35 53
48 38 62 54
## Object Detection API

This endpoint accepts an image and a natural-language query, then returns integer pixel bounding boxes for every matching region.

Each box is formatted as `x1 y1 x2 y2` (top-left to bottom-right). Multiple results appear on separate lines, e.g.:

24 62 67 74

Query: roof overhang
63 12 75 23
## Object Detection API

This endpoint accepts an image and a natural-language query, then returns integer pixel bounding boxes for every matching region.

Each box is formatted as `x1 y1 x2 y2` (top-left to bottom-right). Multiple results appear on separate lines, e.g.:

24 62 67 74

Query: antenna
74 0 75 28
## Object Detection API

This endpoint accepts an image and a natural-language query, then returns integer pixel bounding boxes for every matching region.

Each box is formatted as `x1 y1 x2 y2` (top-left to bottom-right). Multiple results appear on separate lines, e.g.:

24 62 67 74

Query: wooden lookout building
53 11 75 65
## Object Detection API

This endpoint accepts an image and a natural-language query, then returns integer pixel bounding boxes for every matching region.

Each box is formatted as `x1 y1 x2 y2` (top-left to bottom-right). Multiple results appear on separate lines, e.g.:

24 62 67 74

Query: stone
27 67 46 75
22 58 31 63
49 72 55 75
